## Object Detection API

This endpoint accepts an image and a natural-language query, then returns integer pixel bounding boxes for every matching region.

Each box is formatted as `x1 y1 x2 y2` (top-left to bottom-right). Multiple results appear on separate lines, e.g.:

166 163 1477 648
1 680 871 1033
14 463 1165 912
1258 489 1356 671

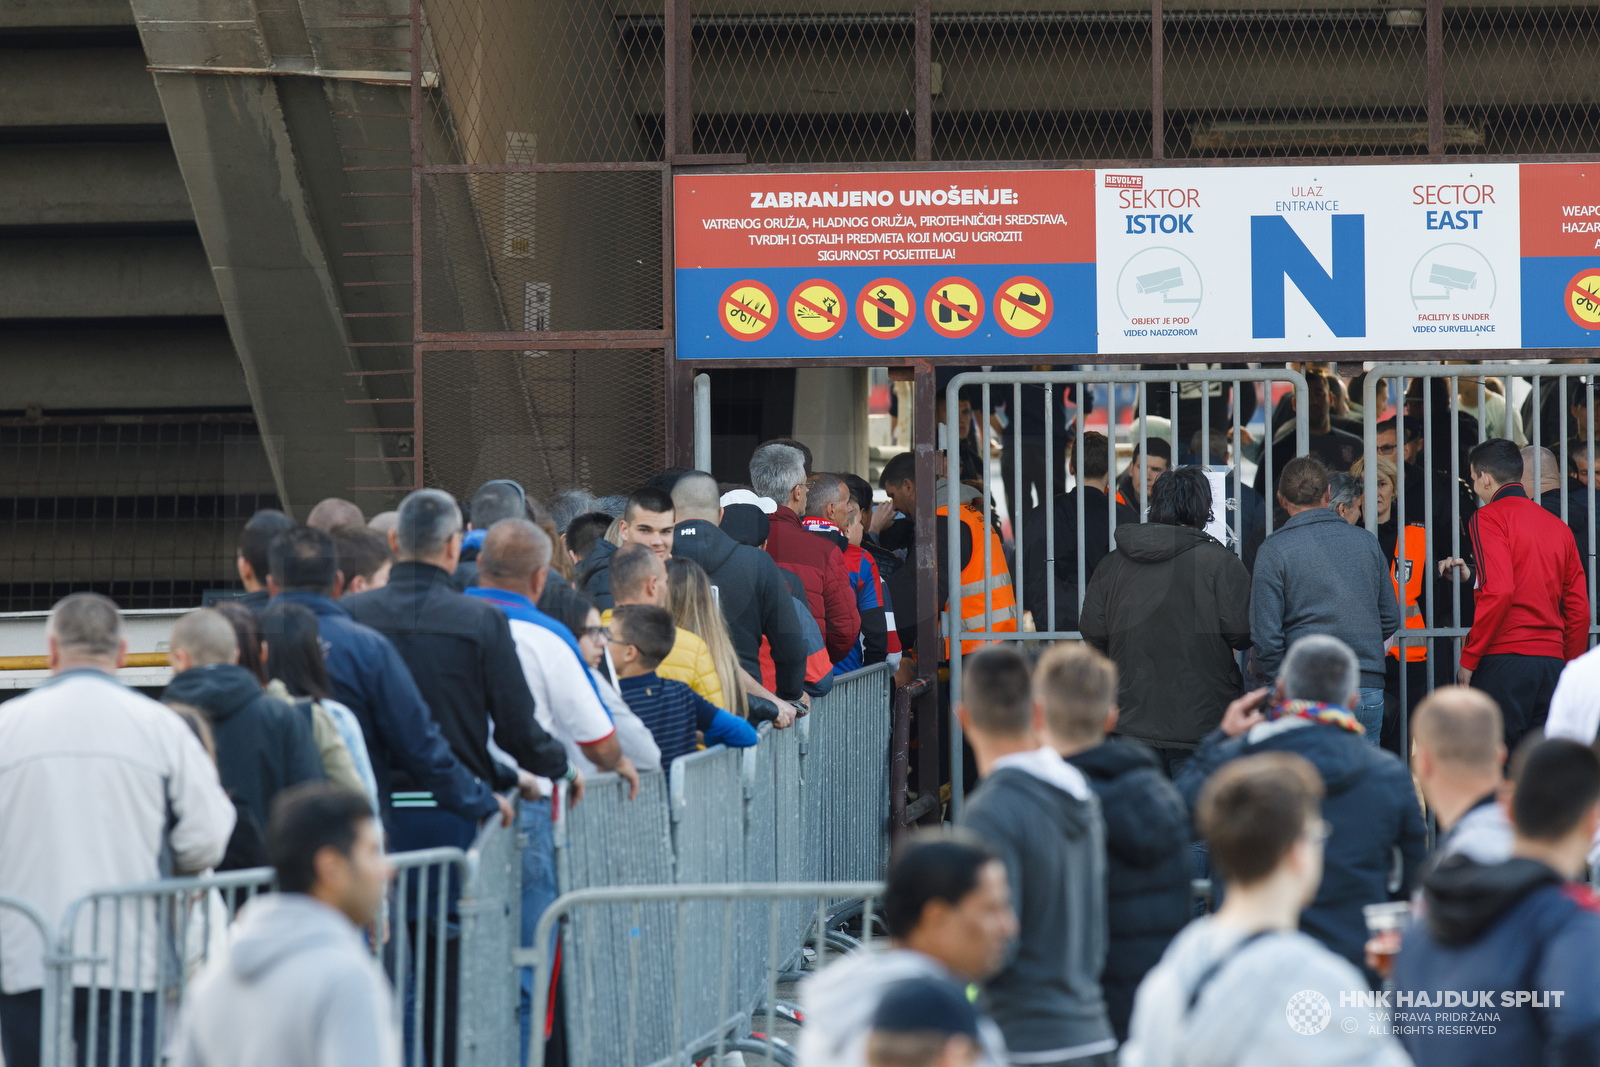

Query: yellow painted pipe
0 653 169 671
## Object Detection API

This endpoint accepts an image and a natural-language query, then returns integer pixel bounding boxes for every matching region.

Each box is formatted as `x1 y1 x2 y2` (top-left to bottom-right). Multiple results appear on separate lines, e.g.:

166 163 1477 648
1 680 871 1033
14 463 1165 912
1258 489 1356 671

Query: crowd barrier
540 661 894 1067
525 882 886 1067
4 662 896 1067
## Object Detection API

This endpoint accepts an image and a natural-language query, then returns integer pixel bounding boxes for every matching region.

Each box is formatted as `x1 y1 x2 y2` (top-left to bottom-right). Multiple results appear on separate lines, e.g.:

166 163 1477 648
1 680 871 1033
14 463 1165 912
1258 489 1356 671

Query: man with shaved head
671 470 809 721
1411 686 1512 864
465 518 636 1059
307 497 365 532
1522 444 1594 578
163 607 324 869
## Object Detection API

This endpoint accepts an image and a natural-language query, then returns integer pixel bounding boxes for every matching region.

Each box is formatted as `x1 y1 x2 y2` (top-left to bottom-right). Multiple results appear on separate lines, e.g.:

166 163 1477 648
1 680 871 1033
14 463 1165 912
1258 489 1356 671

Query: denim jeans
518 797 557 1067
1356 686 1386 746
0 988 157 1067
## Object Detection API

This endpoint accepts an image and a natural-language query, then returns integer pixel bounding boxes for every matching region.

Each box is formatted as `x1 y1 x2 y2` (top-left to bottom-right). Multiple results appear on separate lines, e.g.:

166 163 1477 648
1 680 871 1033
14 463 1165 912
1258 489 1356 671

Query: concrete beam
149 69 383 513
0 320 248 409
0 234 222 318
0 46 164 128
0 143 193 227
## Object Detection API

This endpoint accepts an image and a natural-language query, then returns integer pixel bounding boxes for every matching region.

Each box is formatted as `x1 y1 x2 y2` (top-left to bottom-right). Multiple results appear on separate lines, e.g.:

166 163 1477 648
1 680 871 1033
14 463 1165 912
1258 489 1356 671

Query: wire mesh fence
418 348 665 502
1444 4 1600 156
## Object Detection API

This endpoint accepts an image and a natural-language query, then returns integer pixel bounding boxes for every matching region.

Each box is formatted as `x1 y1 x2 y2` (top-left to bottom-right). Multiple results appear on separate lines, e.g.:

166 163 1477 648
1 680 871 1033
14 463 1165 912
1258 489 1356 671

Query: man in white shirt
463 518 641 1063
0 593 235 1067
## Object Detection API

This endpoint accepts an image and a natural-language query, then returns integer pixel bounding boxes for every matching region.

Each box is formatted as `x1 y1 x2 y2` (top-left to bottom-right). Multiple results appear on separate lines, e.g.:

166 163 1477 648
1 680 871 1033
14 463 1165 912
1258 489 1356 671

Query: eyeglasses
577 626 610 641
1302 818 1333 845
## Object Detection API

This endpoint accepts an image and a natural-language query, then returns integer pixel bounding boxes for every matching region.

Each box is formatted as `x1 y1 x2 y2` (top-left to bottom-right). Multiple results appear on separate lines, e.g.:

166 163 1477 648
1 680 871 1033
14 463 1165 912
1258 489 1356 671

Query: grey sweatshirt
172 893 399 1067
960 748 1118 1062
1121 917 1412 1067
1250 508 1401 688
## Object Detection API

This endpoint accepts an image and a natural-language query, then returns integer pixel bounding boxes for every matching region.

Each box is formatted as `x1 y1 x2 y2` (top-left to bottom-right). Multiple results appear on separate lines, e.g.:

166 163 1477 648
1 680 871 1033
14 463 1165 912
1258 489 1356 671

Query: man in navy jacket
1395 738 1600 1067
267 524 507 837
1177 634 1427 974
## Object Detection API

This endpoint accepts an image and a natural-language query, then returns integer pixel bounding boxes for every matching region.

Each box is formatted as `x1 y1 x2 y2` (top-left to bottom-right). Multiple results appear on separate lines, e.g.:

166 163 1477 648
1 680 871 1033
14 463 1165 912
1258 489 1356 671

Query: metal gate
943 365 1308 814
1359 363 1600 755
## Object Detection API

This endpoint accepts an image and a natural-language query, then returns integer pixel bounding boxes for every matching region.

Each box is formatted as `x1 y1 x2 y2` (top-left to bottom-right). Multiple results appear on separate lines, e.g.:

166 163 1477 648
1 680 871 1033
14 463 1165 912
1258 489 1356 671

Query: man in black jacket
234 509 296 612
344 487 578 853
669 472 808 705
1021 431 1136 635
576 486 676 609
164 607 323 869
1080 465 1253 777
1045 645 1190 1042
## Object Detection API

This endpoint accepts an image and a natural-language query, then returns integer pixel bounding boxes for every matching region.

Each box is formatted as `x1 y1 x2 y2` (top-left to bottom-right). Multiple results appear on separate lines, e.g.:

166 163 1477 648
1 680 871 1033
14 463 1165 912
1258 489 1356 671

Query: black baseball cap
871 977 980 1039
720 503 771 547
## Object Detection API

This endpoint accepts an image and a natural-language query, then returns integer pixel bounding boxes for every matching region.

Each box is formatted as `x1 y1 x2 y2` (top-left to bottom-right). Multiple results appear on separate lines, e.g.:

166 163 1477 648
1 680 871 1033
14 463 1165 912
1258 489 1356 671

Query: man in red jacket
1441 438 1590 752
750 442 861 664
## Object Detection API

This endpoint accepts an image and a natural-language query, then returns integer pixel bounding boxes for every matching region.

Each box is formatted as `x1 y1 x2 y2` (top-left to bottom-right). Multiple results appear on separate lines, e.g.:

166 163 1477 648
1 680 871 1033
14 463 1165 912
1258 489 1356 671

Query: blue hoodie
1177 716 1428 971
1395 855 1600 1066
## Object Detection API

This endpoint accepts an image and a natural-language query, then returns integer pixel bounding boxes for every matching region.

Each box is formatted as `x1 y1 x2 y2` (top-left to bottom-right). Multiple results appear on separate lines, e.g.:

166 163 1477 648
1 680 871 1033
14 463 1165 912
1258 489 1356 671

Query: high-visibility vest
1389 523 1428 662
937 500 1019 656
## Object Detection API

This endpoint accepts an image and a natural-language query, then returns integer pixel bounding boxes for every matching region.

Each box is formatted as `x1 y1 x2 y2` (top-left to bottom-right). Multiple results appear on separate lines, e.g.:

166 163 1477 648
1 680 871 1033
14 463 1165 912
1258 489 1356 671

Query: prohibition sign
1565 268 1600 330
925 277 985 339
995 276 1053 338
856 278 914 340
721 280 777 342
788 279 846 340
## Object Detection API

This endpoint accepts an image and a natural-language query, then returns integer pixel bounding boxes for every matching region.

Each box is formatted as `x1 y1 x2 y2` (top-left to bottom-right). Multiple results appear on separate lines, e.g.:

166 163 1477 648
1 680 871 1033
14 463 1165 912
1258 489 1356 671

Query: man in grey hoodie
956 646 1118 1067
1122 753 1410 1067
174 784 399 1067
1251 455 1401 744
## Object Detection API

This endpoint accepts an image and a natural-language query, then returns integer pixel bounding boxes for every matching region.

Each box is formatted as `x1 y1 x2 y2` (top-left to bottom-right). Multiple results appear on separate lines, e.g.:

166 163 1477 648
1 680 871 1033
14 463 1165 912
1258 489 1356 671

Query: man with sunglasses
1175 635 1427 979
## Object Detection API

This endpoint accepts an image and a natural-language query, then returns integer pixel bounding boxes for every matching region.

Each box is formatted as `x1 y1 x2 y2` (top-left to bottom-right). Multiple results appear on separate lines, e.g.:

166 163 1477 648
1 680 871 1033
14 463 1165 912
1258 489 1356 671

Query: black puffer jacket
1079 523 1253 749
162 664 323 868
575 538 617 609
1064 739 1191 1041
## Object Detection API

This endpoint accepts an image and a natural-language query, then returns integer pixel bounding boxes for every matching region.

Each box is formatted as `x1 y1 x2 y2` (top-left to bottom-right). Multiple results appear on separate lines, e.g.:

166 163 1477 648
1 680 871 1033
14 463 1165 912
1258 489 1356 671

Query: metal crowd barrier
525 882 886 1067
944 367 1310 814
543 662 895 1067
1361 363 1600 758
18 816 515 1067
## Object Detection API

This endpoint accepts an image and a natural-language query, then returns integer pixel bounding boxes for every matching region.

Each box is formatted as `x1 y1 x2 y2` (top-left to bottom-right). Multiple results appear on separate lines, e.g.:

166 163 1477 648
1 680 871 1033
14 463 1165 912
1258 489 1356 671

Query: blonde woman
665 556 749 719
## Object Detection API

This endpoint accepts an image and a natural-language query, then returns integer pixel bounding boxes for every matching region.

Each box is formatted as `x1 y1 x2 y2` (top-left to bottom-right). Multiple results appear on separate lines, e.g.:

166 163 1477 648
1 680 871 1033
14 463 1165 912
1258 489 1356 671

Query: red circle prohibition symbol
925 277 986 339
1564 269 1600 331
995 276 1054 338
856 278 915 340
787 279 847 340
720 280 778 342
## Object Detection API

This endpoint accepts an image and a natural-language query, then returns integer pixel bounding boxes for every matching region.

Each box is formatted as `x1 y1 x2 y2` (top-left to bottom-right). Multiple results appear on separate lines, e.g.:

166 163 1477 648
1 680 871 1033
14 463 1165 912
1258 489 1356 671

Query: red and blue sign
673 170 1097 359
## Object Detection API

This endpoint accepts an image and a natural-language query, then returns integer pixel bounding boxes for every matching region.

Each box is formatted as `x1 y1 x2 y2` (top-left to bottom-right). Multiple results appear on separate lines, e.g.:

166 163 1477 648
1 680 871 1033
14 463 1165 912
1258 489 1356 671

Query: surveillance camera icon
1135 267 1200 305
1416 264 1478 301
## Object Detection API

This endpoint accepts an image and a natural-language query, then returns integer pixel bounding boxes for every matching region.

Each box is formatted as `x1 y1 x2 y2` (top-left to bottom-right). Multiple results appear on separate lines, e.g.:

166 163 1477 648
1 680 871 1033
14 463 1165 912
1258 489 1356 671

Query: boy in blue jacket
1395 738 1600 1067
609 604 757 765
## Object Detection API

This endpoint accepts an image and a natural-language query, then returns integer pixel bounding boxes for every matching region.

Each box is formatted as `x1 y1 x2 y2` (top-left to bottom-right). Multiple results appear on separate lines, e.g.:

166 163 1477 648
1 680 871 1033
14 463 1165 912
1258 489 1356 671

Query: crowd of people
804 641 1600 1067
2 359 1599 1067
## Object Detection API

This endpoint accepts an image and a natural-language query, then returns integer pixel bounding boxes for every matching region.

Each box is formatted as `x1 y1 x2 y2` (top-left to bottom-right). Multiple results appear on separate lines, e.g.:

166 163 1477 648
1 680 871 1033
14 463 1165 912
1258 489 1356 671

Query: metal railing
544 662 894 1067
944 366 1309 814
523 882 885 1067
1360 363 1600 758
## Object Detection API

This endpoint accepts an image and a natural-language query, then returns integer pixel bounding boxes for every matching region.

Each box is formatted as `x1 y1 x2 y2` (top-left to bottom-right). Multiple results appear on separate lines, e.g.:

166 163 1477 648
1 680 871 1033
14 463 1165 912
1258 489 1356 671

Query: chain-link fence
417 348 665 502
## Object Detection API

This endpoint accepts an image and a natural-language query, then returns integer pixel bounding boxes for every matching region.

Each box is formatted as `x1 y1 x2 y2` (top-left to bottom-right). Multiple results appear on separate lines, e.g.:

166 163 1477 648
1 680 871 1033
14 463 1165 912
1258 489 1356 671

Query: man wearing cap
867 978 986 1067
668 472 809 713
